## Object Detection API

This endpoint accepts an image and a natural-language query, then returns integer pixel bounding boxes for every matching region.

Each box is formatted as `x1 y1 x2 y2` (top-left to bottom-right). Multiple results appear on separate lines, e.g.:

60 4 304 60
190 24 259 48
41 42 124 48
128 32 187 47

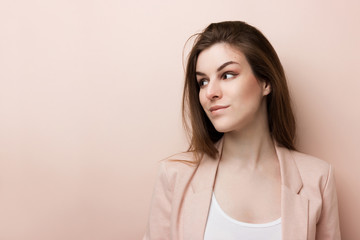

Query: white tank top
204 192 282 240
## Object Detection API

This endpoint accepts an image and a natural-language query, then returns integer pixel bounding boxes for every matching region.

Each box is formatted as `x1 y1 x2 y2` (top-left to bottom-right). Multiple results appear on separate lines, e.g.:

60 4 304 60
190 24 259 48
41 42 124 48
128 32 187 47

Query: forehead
196 43 247 72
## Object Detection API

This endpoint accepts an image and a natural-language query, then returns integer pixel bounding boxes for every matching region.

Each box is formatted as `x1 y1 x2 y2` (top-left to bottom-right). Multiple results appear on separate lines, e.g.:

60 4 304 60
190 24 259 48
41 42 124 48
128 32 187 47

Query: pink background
0 0 359 239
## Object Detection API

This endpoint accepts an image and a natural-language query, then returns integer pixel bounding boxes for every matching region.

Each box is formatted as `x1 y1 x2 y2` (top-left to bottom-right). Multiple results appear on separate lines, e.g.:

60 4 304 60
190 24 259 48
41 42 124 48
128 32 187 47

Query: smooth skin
196 43 281 223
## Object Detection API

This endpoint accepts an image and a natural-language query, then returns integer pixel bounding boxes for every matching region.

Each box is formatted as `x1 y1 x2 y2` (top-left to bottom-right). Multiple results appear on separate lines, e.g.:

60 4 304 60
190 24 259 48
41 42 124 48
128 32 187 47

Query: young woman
143 21 341 240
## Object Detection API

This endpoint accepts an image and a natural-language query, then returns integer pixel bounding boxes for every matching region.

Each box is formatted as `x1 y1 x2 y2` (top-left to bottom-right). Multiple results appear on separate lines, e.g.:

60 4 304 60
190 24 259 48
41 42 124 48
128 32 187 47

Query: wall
0 0 359 239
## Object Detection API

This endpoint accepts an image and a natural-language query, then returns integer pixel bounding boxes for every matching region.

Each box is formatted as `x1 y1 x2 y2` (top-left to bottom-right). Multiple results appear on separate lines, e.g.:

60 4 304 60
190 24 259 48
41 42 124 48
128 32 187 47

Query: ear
262 80 271 96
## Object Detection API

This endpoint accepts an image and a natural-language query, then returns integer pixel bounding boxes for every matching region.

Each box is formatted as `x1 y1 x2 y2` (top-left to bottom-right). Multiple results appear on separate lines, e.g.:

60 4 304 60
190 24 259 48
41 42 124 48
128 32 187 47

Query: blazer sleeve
143 160 173 240
316 164 341 239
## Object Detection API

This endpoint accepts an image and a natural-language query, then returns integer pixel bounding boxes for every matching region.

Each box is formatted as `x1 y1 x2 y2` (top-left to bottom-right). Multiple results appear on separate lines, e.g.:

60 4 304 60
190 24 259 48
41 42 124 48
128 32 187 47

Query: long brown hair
181 21 296 165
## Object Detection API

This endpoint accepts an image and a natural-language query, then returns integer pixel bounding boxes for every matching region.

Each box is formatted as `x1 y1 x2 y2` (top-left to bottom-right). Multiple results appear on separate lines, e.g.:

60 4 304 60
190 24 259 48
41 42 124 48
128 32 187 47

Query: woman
143 21 341 240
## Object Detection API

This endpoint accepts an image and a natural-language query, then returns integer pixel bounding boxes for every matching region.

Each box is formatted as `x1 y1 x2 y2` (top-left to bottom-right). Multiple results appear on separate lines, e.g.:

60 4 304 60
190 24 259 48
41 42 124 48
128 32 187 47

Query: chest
203 191 282 240
213 167 281 223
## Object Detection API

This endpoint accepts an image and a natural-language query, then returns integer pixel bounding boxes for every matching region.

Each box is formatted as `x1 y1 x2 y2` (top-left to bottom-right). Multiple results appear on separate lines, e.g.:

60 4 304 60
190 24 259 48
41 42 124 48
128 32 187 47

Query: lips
209 105 229 112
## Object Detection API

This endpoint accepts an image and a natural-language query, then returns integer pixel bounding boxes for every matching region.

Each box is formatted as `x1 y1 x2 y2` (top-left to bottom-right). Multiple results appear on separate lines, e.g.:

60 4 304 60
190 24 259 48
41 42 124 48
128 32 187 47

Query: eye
198 79 209 87
222 72 237 79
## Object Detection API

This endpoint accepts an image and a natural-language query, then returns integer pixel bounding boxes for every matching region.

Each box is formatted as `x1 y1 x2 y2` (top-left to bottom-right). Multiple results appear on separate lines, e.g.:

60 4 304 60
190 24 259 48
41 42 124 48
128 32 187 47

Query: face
196 43 271 133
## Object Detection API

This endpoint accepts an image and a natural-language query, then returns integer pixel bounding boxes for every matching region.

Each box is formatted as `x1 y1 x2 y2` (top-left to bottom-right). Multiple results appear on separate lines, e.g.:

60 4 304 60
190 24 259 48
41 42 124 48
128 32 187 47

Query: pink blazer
143 137 341 240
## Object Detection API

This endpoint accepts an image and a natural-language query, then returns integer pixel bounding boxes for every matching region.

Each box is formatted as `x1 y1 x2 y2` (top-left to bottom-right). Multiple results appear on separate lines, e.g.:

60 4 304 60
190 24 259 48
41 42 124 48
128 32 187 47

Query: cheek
234 77 263 108
245 81 262 100
199 91 206 108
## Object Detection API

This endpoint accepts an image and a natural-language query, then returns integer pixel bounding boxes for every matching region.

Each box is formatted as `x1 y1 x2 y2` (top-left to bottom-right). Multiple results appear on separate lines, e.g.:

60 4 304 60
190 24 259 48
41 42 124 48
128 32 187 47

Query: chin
212 123 235 133
212 119 247 133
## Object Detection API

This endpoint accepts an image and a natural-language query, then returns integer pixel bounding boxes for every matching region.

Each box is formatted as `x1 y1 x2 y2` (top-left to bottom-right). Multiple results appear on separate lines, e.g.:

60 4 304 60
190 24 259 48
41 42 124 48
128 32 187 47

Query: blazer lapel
275 141 309 240
183 137 309 240
182 137 223 239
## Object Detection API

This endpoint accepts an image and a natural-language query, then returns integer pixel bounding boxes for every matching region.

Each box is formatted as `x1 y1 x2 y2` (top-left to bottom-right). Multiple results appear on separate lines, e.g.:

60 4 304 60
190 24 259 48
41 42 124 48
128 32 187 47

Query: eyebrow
196 61 240 76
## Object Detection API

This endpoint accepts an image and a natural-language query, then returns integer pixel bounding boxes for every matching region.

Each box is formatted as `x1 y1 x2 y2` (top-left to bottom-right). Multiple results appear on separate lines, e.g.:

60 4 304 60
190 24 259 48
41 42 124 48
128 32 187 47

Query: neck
221 110 276 171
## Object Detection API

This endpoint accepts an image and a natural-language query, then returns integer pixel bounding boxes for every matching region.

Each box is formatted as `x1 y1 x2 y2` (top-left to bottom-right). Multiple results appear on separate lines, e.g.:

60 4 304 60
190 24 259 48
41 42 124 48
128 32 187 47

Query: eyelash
197 72 237 87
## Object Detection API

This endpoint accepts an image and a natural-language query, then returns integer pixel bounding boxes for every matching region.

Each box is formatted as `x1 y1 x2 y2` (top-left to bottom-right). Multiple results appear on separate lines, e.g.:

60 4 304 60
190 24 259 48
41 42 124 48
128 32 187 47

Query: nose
205 80 222 100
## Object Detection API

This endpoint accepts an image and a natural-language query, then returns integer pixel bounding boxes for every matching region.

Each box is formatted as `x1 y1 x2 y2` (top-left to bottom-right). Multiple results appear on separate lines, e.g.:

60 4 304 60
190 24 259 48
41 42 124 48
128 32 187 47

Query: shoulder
290 150 330 176
156 151 199 191
289 149 333 193
288 149 340 234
